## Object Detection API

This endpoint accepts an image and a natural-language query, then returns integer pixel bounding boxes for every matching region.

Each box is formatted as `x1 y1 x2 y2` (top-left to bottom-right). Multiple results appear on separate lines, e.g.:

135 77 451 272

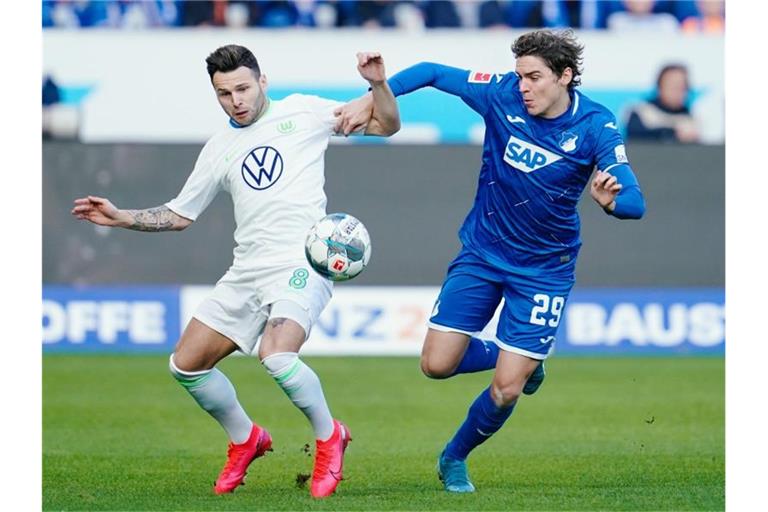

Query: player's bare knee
169 351 204 375
170 346 217 373
491 381 522 407
170 351 192 373
420 356 453 379
257 344 276 361
259 321 304 360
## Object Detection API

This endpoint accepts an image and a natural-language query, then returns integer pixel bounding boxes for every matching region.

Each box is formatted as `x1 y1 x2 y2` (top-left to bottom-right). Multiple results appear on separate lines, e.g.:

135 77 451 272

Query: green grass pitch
43 355 724 511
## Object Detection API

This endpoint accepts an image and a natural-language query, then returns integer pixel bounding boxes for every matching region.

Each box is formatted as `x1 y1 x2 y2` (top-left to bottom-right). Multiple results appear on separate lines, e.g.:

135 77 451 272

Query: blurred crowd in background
42 0 724 144
43 0 723 32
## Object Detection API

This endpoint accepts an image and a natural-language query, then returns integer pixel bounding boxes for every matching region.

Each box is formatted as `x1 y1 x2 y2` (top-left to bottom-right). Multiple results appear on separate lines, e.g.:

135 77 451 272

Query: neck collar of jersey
543 89 578 123
229 98 272 129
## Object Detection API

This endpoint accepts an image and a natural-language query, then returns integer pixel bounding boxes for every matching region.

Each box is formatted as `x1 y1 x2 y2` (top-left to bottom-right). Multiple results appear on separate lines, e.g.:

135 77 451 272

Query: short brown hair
511 29 584 89
205 44 260 80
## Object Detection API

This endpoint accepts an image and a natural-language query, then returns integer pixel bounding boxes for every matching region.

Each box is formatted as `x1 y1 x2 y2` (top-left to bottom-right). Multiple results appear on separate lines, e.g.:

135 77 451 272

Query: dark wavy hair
511 29 584 89
205 44 261 80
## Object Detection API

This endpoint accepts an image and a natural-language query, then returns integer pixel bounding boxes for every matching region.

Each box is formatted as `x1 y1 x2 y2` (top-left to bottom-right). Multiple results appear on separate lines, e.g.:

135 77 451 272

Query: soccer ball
305 213 372 281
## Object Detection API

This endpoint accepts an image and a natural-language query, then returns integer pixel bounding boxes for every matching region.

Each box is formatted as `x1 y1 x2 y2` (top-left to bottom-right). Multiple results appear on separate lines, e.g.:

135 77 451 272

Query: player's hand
334 94 374 136
71 195 129 227
356 52 387 85
590 171 622 210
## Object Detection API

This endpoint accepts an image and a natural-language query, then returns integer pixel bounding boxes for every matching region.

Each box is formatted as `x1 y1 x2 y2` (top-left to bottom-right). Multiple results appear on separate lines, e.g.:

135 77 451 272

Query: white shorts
193 262 333 354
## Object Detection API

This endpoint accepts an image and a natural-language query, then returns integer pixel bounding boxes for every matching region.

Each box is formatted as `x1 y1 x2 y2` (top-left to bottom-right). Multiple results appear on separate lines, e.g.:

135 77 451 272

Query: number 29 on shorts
529 294 565 327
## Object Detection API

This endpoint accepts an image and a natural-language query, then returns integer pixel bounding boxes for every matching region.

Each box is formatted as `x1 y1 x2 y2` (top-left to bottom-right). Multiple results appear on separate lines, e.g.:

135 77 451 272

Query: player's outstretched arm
334 52 400 137
357 52 400 136
72 195 193 232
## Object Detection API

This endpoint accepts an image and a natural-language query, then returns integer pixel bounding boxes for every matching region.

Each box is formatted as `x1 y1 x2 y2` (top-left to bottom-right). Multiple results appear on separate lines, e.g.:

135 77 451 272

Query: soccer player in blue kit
336 29 645 493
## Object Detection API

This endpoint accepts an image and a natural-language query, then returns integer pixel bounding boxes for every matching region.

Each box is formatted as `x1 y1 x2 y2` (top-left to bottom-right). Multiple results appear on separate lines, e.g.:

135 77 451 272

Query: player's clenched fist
590 170 622 210
356 52 386 84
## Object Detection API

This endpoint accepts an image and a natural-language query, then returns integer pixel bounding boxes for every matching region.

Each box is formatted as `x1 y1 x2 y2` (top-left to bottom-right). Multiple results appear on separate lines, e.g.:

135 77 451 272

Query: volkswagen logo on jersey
241 146 284 190
503 135 562 173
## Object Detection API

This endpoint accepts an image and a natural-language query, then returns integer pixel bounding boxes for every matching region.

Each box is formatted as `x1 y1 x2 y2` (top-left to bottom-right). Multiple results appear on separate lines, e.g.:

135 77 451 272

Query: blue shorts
428 247 575 360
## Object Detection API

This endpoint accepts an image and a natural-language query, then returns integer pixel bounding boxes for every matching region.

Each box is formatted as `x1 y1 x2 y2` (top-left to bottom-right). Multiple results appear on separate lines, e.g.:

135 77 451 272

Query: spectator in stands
423 0 461 28
179 0 217 26
606 0 679 32
117 1 180 28
42 0 178 28
42 74 61 109
256 1 301 27
43 73 80 140
477 1 570 29
478 1 507 28
43 0 114 27
625 63 699 143
356 0 399 28
42 73 62 140
681 0 724 33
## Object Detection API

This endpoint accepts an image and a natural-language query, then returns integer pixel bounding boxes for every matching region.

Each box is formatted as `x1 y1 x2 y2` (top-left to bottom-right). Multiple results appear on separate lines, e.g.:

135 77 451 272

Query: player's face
657 69 688 110
212 66 268 126
515 55 572 119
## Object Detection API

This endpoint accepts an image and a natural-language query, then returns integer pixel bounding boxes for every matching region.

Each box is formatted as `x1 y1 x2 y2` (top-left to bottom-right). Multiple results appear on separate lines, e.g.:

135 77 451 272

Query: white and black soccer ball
305 213 372 282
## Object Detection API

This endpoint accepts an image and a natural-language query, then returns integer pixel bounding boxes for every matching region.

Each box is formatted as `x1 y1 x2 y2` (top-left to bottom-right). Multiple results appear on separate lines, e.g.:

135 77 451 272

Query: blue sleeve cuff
602 164 645 219
608 186 646 219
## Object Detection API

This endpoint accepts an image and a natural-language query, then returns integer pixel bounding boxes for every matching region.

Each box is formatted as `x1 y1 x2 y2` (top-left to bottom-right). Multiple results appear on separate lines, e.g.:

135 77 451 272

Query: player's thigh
173 317 240 372
190 272 271 355
257 265 333 359
491 350 542 406
258 302 311 359
428 248 504 336
496 272 575 360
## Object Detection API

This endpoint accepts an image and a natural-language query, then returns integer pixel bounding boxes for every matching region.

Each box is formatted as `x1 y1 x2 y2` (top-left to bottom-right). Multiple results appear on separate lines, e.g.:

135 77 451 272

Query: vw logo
241 146 284 190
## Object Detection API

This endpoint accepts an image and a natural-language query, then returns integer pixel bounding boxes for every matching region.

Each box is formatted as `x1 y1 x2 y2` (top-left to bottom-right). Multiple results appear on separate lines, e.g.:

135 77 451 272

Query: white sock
262 352 334 441
169 355 253 444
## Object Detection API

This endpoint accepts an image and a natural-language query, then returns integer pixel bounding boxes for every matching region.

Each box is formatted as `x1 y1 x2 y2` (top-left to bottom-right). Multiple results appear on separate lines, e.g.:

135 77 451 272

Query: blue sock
444 387 516 461
452 338 500 375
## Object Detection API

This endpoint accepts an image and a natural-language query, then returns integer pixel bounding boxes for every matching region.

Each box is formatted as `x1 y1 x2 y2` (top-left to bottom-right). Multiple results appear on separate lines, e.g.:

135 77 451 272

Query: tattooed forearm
125 206 180 232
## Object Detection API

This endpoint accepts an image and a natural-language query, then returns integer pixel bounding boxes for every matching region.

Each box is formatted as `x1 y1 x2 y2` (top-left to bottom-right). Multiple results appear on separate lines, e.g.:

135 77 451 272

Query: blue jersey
389 63 644 276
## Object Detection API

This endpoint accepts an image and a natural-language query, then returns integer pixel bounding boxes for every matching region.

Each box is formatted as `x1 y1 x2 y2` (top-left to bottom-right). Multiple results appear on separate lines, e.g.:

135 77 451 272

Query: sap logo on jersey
242 146 284 190
504 135 563 173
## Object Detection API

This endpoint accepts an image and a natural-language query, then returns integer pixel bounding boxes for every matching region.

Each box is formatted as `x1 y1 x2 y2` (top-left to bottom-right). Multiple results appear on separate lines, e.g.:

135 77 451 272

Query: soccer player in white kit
71 45 400 498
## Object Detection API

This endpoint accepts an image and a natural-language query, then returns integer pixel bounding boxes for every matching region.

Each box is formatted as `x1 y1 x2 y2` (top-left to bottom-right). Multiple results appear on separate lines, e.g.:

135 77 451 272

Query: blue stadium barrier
42 286 723 355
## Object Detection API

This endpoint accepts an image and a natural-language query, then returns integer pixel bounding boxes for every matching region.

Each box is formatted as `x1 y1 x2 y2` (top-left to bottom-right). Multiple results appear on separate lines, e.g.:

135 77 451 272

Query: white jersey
166 94 341 273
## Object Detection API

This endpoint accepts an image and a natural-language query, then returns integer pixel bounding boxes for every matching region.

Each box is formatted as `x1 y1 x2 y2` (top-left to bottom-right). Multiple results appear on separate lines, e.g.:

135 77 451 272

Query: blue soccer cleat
522 361 545 395
437 451 475 493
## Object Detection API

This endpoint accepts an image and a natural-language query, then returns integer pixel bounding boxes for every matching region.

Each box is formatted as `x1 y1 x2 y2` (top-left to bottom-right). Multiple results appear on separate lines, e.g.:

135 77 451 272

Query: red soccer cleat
213 424 272 495
310 419 352 498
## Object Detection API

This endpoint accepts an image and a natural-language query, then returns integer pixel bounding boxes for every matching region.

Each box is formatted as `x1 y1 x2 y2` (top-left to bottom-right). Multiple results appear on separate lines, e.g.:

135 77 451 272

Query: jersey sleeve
593 114 631 172
165 140 222 221
300 94 345 135
593 114 645 219
388 62 498 116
